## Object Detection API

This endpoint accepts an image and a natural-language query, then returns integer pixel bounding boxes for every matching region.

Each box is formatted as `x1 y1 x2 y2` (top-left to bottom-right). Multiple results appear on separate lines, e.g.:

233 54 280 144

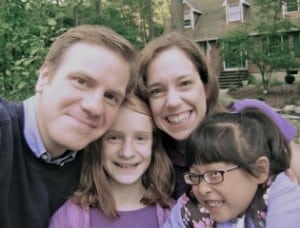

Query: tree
0 0 169 101
169 0 183 32
221 0 300 92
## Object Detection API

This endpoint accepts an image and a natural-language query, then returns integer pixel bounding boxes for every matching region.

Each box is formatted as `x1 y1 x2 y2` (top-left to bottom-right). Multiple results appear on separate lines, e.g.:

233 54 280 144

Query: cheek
149 99 162 115
138 144 152 160
102 144 119 160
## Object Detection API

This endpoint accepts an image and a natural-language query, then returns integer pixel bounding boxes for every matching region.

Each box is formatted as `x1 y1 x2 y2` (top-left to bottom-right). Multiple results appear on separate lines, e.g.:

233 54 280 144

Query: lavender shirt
90 206 158 228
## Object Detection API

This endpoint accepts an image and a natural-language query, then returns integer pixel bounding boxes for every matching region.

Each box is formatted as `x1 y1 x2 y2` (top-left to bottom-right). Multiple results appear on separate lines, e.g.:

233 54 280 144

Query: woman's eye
148 88 162 97
181 80 192 86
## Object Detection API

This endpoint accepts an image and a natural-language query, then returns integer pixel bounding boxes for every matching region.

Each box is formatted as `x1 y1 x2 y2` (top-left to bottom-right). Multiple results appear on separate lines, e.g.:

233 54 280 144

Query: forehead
147 47 197 83
190 162 234 173
57 42 130 92
110 107 153 131
61 42 126 69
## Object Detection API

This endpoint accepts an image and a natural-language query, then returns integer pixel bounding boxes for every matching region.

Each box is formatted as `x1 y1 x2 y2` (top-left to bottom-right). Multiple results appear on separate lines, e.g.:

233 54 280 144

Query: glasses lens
204 171 223 184
184 173 199 185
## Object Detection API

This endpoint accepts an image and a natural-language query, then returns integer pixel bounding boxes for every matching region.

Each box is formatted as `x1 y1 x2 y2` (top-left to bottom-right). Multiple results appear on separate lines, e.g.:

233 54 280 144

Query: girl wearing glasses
164 108 300 227
49 95 175 228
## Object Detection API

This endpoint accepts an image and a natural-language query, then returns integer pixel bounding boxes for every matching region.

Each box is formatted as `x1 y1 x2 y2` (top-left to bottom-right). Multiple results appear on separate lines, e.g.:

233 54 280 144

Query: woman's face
146 47 207 141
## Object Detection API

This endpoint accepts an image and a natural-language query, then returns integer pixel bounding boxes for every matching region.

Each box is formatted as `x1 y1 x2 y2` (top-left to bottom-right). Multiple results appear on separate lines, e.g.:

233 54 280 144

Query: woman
136 32 299 198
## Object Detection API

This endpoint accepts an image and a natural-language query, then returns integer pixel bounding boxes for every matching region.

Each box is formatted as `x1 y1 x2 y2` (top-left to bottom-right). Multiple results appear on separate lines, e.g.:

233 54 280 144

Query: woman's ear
254 156 270 184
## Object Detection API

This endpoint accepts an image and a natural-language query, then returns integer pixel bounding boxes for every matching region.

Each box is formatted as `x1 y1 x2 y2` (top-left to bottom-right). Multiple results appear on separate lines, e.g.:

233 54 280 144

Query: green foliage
247 74 259 85
0 0 168 101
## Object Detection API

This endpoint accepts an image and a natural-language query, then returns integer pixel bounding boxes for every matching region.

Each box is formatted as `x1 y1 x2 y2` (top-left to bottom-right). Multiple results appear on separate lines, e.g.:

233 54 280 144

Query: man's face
35 42 130 157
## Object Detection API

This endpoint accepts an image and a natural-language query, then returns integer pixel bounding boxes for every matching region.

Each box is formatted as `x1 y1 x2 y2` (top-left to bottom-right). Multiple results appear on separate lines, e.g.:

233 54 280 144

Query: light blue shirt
23 96 77 166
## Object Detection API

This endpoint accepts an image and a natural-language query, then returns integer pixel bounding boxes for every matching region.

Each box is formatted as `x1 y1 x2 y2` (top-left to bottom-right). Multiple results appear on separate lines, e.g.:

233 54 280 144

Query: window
184 12 192 28
228 4 241 22
184 19 191 27
293 32 300 56
223 40 246 69
262 34 289 55
285 0 299 12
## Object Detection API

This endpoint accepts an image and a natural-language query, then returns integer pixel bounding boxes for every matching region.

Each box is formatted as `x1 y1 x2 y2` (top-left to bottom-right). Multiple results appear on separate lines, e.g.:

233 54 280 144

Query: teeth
167 111 189 123
206 200 223 208
116 163 137 168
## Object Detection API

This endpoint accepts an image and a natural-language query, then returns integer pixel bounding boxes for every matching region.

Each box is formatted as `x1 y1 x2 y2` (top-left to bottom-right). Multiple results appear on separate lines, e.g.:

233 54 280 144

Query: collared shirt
23 96 77 166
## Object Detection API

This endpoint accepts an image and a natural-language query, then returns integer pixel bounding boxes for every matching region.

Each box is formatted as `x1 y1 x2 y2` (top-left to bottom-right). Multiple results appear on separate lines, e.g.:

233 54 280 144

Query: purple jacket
228 99 297 141
49 199 175 228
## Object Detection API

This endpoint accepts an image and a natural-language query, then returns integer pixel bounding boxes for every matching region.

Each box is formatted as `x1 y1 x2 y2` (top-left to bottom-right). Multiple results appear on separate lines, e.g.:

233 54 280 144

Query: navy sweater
0 97 82 228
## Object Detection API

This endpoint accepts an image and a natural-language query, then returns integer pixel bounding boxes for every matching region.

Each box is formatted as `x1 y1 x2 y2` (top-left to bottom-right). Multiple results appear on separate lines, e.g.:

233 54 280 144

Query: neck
176 140 186 155
35 94 66 158
110 181 146 211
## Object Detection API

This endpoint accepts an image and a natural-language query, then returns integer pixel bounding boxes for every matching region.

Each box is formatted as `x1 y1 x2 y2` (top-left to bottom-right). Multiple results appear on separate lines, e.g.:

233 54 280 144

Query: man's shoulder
0 97 22 121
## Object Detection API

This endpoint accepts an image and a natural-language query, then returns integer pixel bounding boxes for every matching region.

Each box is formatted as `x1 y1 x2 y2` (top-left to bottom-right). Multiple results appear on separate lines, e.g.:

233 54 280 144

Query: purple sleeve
266 172 300 227
228 99 297 142
48 200 90 228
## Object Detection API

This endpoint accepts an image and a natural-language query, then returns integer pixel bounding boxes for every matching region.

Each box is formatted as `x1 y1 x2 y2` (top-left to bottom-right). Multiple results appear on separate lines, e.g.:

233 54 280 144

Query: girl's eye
105 134 121 143
136 135 150 144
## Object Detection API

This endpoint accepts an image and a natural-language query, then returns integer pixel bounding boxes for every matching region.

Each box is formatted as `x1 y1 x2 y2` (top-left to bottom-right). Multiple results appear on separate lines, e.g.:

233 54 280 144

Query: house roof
184 0 202 14
185 0 300 42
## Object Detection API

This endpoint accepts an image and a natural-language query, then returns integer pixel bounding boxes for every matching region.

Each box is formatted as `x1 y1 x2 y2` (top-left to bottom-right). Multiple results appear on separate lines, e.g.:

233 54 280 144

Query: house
181 0 300 88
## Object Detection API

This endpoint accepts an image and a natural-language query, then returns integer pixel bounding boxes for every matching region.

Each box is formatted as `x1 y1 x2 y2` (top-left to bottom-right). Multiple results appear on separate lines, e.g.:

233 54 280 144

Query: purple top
171 99 297 199
90 205 158 227
49 199 175 228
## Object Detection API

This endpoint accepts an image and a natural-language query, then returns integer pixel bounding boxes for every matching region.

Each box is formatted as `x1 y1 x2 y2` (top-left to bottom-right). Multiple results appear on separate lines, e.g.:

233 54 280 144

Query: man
0 24 137 228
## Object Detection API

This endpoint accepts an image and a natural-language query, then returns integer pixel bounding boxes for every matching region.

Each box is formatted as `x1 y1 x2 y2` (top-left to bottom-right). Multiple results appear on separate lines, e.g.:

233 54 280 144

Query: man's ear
254 156 270 184
35 63 49 92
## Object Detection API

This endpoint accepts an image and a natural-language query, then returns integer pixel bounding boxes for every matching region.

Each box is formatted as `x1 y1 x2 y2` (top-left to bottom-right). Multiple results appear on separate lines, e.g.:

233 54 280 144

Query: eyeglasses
184 165 240 185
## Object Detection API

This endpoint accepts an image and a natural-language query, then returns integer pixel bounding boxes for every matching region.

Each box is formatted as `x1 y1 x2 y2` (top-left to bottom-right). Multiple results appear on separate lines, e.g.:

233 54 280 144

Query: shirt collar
23 96 77 165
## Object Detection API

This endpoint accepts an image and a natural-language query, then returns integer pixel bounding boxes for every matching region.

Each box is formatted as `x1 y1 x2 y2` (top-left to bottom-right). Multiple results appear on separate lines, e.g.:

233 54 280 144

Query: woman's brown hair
136 32 222 116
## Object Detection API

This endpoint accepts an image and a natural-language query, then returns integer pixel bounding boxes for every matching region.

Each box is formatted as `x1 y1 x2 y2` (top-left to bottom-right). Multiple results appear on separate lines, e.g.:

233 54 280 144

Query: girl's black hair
185 107 291 226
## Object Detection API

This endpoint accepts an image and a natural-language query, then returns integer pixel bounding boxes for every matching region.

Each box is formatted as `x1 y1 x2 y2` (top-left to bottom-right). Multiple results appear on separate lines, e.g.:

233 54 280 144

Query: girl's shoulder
266 172 300 227
177 193 215 227
49 199 90 228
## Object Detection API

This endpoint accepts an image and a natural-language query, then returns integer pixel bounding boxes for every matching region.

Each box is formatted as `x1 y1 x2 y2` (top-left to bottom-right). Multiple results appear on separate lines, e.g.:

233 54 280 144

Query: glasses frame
184 165 240 185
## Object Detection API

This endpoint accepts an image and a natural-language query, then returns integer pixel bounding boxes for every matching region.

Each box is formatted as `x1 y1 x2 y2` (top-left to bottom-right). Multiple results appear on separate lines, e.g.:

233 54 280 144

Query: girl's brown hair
72 95 175 218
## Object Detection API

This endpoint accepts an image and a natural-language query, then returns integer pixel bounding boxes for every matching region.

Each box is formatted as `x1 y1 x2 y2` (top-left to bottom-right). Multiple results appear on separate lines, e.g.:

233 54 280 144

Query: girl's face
102 107 153 189
146 47 207 141
190 162 261 223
